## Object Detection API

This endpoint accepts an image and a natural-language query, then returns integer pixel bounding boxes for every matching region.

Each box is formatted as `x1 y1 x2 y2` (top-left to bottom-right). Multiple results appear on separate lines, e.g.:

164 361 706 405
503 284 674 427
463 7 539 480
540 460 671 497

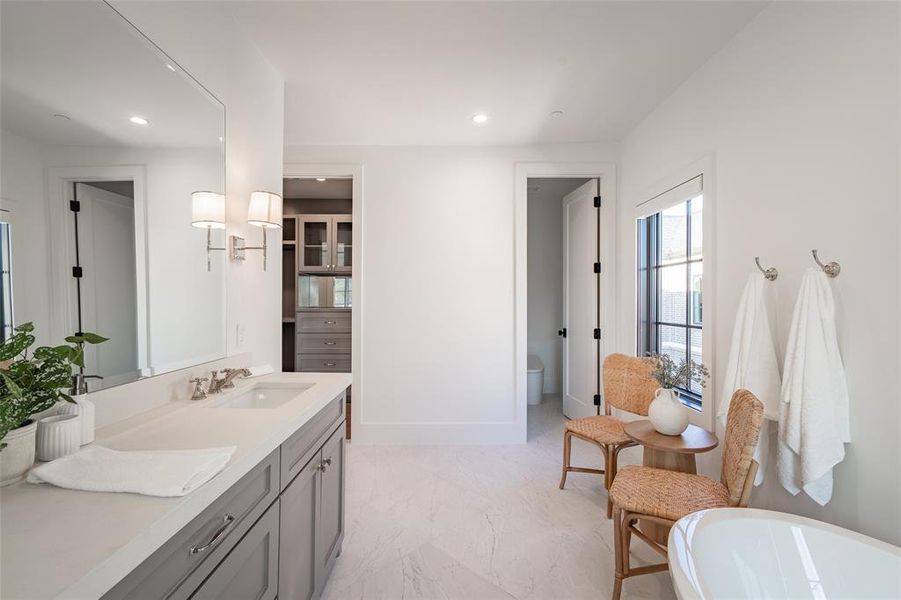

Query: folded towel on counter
27 445 237 497
246 364 274 378
777 268 850 505
718 272 782 486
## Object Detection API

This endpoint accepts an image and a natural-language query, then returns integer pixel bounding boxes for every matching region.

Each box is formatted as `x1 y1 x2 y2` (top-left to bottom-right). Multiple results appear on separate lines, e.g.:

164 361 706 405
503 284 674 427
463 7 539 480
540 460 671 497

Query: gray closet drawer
297 355 351 373
296 311 351 333
298 333 351 354
280 394 345 491
103 450 280 600
189 500 279 600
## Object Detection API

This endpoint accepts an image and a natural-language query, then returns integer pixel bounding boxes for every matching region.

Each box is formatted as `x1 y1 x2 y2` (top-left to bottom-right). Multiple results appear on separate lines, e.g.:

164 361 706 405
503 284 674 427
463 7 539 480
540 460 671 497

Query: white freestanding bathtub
668 508 901 599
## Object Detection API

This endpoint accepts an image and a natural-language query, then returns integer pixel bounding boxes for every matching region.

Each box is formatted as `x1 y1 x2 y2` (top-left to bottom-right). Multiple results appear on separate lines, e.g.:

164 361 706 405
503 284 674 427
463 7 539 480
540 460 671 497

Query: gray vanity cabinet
279 424 346 600
278 456 320 600
189 501 280 600
317 425 345 591
101 391 347 600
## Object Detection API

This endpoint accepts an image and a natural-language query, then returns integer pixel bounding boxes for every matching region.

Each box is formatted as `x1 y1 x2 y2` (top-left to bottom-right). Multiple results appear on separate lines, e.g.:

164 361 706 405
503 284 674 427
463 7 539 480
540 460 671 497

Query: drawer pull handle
324 362 337 367
324 320 338 325
323 341 337 346
190 514 236 555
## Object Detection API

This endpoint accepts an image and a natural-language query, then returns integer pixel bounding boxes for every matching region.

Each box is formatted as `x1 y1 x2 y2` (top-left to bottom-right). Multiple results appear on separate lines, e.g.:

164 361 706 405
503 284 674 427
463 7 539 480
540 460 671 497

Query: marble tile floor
321 396 677 600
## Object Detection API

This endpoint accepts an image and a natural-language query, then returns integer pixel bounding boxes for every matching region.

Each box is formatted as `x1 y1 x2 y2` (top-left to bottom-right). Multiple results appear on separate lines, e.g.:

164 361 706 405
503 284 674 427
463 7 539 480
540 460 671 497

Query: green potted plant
0 323 107 485
646 352 709 435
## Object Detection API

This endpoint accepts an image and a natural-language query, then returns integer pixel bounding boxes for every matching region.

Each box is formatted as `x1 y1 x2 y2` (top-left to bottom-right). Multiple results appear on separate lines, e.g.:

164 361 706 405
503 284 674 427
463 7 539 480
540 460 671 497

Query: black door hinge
593 328 601 340
593 394 601 406
593 196 602 208
557 328 567 338
72 266 83 278
69 200 81 212
593 262 602 274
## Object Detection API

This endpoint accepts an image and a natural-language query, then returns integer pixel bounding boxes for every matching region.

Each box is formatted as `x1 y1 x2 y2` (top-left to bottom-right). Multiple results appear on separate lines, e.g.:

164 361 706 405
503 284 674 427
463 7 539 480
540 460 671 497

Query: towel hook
811 249 841 278
754 257 778 281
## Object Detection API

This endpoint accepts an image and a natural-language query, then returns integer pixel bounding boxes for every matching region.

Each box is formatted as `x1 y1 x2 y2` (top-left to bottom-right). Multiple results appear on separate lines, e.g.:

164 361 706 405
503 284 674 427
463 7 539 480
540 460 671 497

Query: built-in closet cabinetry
298 215 352 273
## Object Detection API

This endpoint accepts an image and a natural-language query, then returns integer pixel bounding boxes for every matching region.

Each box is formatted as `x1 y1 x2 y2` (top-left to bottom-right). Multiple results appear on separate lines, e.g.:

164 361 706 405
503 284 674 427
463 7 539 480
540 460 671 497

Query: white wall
616 2 900 544
526 188 565 394
285 143 617 443
112 1 285 372
0 130 51 346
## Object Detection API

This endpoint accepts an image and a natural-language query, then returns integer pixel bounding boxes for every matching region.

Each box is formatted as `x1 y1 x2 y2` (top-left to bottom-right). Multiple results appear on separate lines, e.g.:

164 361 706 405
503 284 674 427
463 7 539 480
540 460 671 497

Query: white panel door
562 180 599 419
73 183 139 384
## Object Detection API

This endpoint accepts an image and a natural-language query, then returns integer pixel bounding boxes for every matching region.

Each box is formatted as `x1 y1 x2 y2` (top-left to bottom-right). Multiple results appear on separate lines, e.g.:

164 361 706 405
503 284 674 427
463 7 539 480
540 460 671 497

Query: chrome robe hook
812 249 841 278
755 257 778 281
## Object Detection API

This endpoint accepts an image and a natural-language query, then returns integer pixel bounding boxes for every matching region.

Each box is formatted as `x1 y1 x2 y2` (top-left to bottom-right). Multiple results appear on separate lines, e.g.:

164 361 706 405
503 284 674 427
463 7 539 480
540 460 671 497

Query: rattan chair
559 353 658 518
608 389 764 600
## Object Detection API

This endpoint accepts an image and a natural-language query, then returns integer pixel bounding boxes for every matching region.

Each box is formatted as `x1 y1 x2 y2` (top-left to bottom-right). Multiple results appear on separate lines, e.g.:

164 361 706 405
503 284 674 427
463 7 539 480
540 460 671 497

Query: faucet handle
190 376 209 401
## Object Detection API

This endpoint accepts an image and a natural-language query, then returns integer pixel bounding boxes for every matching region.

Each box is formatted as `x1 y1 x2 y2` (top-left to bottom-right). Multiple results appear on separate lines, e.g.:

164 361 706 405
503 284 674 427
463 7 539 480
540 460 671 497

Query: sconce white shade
247 191 282 229
191 191 226 229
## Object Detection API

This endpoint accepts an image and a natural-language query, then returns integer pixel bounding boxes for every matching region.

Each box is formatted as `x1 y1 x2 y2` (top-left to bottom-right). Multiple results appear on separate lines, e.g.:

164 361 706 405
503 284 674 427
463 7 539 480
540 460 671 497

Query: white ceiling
1 1 223 148
231 1 766 146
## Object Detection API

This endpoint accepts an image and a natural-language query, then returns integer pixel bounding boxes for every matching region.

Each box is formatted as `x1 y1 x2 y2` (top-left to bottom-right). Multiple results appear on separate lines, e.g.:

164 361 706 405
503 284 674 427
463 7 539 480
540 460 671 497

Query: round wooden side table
622 419 719 543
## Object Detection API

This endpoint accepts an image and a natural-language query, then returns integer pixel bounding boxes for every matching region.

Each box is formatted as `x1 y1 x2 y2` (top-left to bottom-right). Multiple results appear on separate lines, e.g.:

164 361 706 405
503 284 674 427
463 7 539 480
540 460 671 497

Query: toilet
527 355 545 405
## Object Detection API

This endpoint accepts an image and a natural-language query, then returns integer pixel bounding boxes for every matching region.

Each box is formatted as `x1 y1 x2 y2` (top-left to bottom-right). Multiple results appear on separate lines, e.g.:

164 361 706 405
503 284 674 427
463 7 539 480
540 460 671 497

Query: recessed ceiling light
129 116 149 125
472 113 488 124
316 178 327 182
550 110 564 118
166 63 176 72
52 113 71 121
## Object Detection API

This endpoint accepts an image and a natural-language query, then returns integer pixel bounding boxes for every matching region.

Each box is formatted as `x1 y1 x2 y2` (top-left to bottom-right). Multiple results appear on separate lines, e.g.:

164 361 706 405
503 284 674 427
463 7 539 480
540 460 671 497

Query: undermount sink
209 383 314 409
668 508 901 599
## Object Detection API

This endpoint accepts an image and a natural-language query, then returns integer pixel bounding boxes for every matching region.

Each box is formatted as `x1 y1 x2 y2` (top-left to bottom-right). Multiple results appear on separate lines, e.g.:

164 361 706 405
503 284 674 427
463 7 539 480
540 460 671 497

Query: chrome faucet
70 373 103 395
208 368 251 394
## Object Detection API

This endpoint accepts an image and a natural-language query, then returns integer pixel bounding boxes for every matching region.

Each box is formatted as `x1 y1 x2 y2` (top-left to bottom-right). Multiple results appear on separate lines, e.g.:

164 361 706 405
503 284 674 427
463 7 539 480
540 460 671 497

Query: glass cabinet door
332 216 352 273
299 215 331 272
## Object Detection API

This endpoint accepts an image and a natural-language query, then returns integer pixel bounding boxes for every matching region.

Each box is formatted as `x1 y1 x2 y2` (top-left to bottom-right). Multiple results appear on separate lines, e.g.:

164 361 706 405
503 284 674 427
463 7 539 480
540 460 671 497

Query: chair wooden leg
559 431 572 489
612 506 624 600
622 512 636 576
603 444 613 518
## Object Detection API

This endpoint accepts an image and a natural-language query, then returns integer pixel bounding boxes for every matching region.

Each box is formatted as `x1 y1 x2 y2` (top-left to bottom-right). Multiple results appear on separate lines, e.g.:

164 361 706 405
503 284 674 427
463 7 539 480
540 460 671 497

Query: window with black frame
637 180 703 409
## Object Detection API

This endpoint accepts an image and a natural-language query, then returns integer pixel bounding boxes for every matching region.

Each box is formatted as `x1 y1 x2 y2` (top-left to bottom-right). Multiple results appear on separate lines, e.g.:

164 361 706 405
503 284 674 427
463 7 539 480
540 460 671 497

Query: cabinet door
190 501 279 600
331 216 352 273
278 454 321 600
316 426 345 593
298 215 332 272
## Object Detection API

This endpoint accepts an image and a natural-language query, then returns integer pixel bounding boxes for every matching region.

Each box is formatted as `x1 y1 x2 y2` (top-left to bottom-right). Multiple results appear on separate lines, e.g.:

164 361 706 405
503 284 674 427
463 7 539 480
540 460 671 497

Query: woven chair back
602 354 658 416
720 389 765 504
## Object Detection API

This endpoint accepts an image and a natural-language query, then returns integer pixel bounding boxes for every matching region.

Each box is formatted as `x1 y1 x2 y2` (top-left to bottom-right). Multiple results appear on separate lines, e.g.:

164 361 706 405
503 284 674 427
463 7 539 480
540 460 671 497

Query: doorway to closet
281 176 354 438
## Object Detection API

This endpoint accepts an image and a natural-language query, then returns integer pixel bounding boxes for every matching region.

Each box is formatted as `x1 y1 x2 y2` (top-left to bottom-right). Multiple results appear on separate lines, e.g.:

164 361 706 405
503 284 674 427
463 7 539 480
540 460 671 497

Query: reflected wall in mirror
0 1 226 390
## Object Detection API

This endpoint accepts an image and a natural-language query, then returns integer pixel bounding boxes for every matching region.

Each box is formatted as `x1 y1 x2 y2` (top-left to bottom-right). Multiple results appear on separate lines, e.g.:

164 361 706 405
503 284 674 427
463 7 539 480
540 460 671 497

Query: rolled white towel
27 445 236 497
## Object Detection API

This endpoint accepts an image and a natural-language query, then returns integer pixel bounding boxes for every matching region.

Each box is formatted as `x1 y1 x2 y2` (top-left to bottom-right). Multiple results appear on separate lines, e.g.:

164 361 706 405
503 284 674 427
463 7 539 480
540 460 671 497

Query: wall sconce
231 191 282 271
191 191 226 271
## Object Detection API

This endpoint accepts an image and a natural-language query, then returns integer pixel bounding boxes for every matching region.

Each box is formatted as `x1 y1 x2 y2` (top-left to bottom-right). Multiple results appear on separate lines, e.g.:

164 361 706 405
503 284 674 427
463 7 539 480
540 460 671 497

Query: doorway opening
281 175 354 439
527 177 599 435
68 180 144 389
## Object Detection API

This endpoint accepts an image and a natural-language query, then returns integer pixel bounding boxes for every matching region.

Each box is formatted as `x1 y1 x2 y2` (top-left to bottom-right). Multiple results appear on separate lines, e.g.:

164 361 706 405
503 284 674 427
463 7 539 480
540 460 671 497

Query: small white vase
36 414 81 462
648 388 689 435
0 420 37 486
57 396 95 445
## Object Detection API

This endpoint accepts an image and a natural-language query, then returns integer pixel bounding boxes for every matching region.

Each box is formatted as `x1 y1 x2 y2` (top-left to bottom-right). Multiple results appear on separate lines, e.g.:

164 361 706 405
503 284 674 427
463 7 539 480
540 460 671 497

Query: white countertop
0 372 351 600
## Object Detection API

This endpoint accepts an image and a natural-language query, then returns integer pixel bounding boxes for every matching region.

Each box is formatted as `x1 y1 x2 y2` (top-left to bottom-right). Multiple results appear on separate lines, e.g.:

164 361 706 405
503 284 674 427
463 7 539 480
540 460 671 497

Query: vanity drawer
280 393 345 491
296 311 351 333
297 354 351 373
102 450 280 600
298 333 351 354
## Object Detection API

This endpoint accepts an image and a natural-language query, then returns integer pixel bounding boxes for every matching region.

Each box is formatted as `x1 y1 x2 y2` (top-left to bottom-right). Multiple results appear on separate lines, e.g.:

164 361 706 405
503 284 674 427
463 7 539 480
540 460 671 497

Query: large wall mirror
0 1 227 390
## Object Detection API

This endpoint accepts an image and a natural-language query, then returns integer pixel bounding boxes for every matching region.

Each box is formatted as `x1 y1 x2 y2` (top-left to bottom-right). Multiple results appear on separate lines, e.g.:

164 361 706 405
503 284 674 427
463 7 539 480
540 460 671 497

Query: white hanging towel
777 268 850 505
718 272 782 485
27 445 236 497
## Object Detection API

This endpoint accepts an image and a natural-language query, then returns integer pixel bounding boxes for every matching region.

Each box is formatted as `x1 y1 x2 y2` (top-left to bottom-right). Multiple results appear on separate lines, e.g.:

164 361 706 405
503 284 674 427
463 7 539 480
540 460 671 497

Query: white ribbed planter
0 420 37 486
36 414 81 462
57 396 95 445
